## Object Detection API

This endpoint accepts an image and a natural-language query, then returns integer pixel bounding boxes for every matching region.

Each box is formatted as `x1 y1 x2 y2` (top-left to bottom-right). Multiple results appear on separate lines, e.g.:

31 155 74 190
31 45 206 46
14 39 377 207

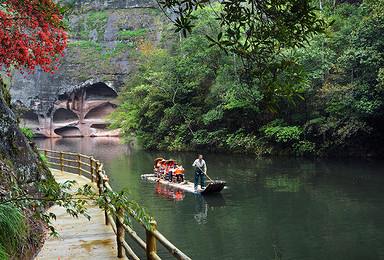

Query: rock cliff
0 86 52 184
9 1 164 137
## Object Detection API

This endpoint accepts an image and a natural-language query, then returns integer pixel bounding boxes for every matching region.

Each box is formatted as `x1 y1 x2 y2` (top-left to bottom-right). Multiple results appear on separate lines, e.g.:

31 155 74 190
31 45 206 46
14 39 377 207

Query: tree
0 0 68 79
158 0 329 110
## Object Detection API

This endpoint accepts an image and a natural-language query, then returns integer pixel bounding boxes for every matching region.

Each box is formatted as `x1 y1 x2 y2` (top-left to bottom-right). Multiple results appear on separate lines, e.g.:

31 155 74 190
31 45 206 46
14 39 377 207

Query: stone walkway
35 169 126 260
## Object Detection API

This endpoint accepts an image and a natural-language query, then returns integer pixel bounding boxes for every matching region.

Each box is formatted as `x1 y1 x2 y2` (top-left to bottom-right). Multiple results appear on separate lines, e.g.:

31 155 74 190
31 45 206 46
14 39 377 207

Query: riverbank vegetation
110 0 384 157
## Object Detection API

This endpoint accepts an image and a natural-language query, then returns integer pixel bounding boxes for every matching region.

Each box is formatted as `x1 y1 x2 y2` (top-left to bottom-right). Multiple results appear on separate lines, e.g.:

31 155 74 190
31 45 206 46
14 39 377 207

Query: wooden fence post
103 176 110 226
44 149 47 158
90 157 94 182
96 161 100 190
146 221 157 260
78 153 81 175
59 151 64 172
116 206 125 258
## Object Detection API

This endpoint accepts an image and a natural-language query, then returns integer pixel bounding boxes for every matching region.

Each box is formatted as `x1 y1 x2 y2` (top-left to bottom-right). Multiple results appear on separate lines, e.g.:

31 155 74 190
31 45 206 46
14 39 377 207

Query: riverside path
35 169 127 260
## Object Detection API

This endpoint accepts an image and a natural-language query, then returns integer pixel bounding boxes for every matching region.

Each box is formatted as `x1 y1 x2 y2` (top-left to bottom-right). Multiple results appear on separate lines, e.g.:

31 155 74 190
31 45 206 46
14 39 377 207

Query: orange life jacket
175 167 184 175
160 163 166 172
166 163 175 174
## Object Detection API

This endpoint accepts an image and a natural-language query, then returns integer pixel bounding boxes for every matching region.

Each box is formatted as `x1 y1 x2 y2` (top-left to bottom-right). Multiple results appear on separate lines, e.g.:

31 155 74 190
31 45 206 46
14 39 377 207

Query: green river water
35 137 384 260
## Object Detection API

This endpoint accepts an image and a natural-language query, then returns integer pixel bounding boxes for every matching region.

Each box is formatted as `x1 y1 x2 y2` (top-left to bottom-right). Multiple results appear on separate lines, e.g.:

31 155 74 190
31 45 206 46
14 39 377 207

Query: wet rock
0 93 52 183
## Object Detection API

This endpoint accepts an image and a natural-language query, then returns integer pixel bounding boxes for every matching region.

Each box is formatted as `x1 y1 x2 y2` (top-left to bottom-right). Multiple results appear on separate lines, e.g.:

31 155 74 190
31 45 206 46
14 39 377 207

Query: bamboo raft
141 174 226 195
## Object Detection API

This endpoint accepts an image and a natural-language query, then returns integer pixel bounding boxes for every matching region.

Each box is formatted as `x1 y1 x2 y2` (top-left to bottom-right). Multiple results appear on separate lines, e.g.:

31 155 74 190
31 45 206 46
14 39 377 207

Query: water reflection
193 194 227 225
194 194 208 225
204 193 227 208
35 137 133 161
155 183 185 201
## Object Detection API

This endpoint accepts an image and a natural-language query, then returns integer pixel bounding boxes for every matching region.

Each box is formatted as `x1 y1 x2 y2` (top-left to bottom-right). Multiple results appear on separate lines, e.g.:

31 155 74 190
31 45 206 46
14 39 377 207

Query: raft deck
141 174 226 194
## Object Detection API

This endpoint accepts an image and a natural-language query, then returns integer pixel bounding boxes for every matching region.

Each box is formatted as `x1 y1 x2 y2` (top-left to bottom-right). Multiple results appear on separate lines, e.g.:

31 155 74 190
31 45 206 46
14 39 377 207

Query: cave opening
90 123 110 129
53 108 78 123
54 126 83 137
85 82 117 101
58 93 69 102
85 102 116 120
21 110 40 128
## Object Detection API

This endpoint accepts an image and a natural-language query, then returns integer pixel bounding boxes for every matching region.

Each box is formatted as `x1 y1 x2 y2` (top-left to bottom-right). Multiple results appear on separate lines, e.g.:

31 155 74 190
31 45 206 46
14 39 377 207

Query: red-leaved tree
0 0 68 79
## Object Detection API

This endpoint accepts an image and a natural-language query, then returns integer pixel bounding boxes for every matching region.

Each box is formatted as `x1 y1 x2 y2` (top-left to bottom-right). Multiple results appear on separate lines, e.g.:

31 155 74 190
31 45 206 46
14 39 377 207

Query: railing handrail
38 148 191 260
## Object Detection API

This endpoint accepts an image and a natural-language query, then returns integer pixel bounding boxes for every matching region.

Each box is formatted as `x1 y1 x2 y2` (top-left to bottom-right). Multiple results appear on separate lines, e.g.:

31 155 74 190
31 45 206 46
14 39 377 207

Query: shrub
0 204 26 259
263 125 303 143
19 126 35 140
39 153 51 167
292 141 316 156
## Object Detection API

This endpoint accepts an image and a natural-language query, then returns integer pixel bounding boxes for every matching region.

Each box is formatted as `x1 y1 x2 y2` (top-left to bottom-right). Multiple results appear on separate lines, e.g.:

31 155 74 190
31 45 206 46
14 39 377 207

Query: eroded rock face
23 81 120 137
0 93 52 183
8 5 165 137
71 0 156 10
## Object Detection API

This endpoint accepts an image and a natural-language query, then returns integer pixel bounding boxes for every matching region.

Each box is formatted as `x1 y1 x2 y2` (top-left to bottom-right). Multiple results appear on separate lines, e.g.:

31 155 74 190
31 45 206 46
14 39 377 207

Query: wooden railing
38 148 191 260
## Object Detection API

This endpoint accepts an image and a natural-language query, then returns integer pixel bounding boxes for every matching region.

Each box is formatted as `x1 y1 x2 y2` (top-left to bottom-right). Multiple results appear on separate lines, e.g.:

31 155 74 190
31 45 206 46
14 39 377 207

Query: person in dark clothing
192 154 207 190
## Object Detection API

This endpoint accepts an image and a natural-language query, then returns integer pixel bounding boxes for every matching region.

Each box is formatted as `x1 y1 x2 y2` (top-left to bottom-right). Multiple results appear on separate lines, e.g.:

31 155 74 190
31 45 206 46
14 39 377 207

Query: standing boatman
192 154 207 190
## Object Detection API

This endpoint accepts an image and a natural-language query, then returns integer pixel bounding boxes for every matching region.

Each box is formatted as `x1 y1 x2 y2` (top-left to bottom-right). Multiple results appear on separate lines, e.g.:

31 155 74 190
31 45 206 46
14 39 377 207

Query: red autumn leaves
0 0 67 78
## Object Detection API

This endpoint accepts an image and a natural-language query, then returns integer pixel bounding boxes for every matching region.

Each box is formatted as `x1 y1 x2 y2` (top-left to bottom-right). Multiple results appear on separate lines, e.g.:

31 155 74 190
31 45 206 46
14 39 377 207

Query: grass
70 41 105 50
0 204 27 259
117 29 147 39
113 43 137 53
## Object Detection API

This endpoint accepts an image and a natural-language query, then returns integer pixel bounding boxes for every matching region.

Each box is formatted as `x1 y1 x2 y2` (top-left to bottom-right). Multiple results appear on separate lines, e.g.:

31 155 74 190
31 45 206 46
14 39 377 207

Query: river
35 137 384 260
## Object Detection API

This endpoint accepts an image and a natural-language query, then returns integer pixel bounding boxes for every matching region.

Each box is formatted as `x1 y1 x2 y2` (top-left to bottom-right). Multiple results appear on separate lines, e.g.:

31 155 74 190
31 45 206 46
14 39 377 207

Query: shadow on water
35 137 384 260
203 193 227 208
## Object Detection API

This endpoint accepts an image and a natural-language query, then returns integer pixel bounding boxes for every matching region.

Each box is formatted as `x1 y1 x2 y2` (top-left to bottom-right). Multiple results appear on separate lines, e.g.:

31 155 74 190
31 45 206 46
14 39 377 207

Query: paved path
35 169 125 260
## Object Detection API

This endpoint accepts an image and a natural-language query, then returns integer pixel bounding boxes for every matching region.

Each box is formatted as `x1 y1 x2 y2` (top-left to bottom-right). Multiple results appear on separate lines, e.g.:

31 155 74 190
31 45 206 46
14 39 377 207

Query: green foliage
39 153 51 168
0 156 154 238
85 10 109 40
68 40 105 50
94 187 154 230
0 79 12 108
113 43 137 53
292 141 316 156
19 126 35 140
158 0 328 110
79 30 89 40
224 132 272 156
1 176 154 238
0 204 26 259
2 178 92 237
111 0 384 157
0 246 7 260
263 124 303 143
117 29 147 39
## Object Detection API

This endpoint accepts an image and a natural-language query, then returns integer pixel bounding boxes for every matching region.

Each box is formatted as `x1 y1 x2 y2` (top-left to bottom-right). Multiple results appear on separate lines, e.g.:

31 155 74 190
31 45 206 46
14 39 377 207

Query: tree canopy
158 0 329 110
111 0 384 157
0 0 68 79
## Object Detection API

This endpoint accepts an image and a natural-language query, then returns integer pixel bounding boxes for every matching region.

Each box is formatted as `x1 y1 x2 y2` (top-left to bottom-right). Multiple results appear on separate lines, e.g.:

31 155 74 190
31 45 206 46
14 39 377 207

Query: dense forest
110 0 384 157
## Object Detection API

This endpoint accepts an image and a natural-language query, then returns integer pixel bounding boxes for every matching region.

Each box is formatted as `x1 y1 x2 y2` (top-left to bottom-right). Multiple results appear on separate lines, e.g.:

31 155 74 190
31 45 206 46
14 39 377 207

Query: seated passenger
159 160 167 178
167 162 176 182
154 158 164 177
174 163 184 183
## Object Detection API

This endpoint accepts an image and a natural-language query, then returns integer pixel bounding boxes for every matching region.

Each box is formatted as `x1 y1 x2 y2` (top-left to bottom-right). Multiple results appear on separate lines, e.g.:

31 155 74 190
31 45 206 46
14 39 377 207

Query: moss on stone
117 29 147 40
53 8 167 83
0 79 12 108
